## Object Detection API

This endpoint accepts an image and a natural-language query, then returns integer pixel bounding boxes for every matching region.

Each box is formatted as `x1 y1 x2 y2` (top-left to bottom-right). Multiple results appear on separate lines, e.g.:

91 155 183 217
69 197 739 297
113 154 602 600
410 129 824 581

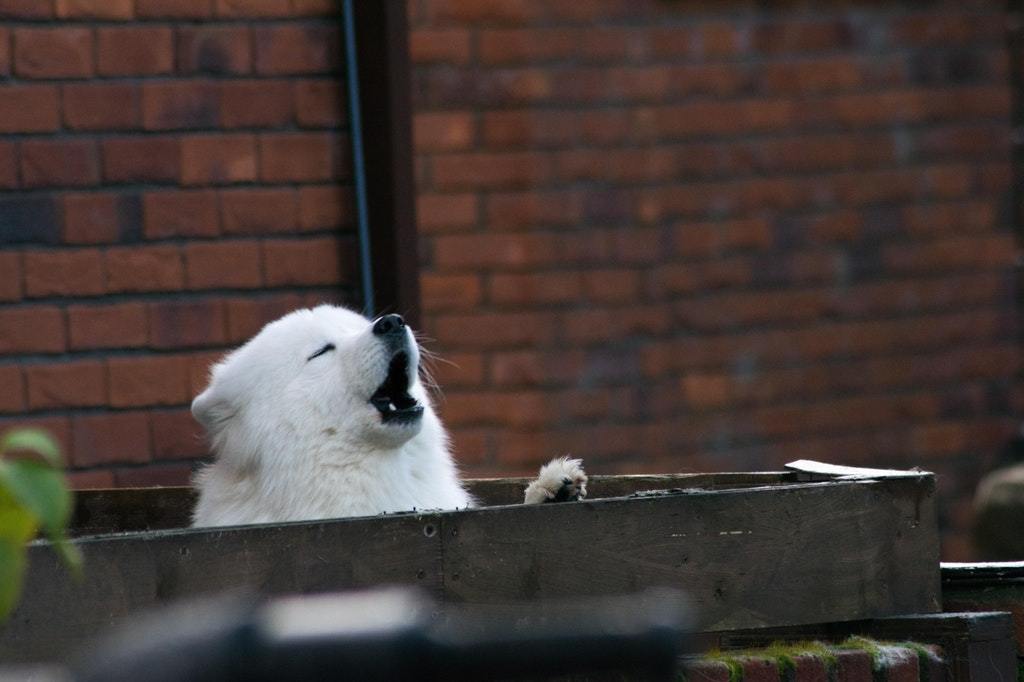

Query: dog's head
192 305 434 469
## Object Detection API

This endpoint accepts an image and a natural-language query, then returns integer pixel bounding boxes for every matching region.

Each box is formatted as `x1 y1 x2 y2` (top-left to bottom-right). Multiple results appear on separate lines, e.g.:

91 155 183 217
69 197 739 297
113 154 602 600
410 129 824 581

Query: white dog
191 305 586 526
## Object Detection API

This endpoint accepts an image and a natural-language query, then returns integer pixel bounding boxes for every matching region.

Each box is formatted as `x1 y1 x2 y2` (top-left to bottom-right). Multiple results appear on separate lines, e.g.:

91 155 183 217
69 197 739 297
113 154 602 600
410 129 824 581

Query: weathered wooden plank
69 472 793 536
440 477 941 632
468 472 792 507
1 512 444 664
786 460 929 481
71 486 196 536
9 471 939 664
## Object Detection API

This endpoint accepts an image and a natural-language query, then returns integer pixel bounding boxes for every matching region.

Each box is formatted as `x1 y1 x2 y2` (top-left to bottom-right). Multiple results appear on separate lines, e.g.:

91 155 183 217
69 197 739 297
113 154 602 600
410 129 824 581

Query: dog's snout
372 314 405 336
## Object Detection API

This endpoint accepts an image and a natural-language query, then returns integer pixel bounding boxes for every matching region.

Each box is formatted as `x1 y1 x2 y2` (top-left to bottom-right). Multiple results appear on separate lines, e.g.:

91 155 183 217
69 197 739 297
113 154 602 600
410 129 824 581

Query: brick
21 139 98 189
216 0 289 16
489 350 584 387
56 0 133 18
114 463 194 487
149 299 228 349
0 417 72 464
834 650 872 682
883 234 1016 274
185 240 262 289
143 190 220 239
143 81 221 130
224 294 305 342
0 305 67 352
295 79 343 128
263 236 348 286
426 351 484 388
426 0 546 24
188 351 224 395
259 132 338 183
877 647 919 682
417 193 478 233
478 28 578 65
433 233 559 270
108 355 190 407
151 408 207 459
415 112 475 152
298 186 350 230
290 0 336 16
0 1 53 17
433 152 552 190
0 365 25 413
63 83 142 131
421 273 483 311
25 249 104 297
0 85 58 133
441 390 549 428
177 26 251 75
678 660 731 682
63 192 141 245
71 412 151 467
432 312 556 349
739 657 778 682
180 134 257 185
220 80 293 128
105 245 184 293
14 28 93 79
0 28 9 76
25 361 106 410
221 188 298 234
254 24 339 75
136 0 212 18
66 469 116 489
0 197 60 245
0 141 14 189
489 272 582 305
482 110 576 148
582 269 640 303
97 27 173 76
790 653 829 682
674 218 774 257
102 136 181 184
410 29 471 65
68 302 148 350
0 252 21 301
448 429 489 465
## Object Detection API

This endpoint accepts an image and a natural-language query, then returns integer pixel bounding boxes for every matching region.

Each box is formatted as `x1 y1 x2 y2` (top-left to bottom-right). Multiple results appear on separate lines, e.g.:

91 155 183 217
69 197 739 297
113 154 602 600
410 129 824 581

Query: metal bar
342 0 375 317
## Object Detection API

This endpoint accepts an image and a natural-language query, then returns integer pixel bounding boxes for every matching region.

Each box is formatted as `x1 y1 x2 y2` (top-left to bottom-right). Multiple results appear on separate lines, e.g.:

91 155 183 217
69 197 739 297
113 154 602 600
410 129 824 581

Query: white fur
191 305 584 527
524 457 587 504
191 305 471 526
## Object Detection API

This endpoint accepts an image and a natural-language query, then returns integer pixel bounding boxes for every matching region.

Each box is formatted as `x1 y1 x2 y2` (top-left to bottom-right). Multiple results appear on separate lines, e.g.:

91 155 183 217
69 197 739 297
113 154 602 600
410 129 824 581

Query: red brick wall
0 1 1019 560
0 0 358 487
407 0 1020 559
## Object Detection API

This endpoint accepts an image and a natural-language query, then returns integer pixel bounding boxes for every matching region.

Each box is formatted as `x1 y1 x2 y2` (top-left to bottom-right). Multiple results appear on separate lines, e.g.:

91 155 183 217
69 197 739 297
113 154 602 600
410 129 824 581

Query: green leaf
0 538 26 620
0 460 72 538
0 429 62 468
49 535 83 577
0 491 38 546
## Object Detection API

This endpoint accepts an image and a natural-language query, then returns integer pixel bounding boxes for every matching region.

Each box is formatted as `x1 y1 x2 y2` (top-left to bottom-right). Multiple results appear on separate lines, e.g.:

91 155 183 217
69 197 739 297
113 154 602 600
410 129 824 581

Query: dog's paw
523 457 587 504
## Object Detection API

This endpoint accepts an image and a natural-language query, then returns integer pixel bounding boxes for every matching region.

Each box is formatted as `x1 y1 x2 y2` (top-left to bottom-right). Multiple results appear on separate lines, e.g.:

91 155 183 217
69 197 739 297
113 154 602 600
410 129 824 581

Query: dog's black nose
373 314 405 336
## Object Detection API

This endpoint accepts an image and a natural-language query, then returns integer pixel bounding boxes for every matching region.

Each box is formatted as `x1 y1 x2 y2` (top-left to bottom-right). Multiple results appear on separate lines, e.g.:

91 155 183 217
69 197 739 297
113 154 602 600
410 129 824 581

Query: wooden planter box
0 461 940 664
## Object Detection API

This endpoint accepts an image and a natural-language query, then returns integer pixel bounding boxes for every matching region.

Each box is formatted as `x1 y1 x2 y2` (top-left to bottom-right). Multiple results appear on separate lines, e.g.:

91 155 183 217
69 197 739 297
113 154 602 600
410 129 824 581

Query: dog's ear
191 387 234 433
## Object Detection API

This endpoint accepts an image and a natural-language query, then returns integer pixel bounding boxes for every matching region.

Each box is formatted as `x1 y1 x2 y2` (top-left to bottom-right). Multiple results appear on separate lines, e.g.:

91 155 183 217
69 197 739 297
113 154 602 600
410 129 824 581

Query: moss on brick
688 635 943 681
701 649 743 682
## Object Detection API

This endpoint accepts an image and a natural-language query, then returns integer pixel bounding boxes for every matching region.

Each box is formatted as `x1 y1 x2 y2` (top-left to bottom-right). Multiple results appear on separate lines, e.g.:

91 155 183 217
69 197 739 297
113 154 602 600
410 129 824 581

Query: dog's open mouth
370 352 424 424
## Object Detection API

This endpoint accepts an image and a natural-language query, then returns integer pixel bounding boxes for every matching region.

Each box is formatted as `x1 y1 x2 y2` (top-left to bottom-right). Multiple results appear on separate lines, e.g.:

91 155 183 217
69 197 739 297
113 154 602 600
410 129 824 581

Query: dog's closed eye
307 343 336 361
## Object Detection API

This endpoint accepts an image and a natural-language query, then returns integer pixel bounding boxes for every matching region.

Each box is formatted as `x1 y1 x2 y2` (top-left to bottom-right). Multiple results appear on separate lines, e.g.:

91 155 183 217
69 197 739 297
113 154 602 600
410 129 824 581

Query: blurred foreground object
73 587 689 682
0 429 80 620
974 464 1024 559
